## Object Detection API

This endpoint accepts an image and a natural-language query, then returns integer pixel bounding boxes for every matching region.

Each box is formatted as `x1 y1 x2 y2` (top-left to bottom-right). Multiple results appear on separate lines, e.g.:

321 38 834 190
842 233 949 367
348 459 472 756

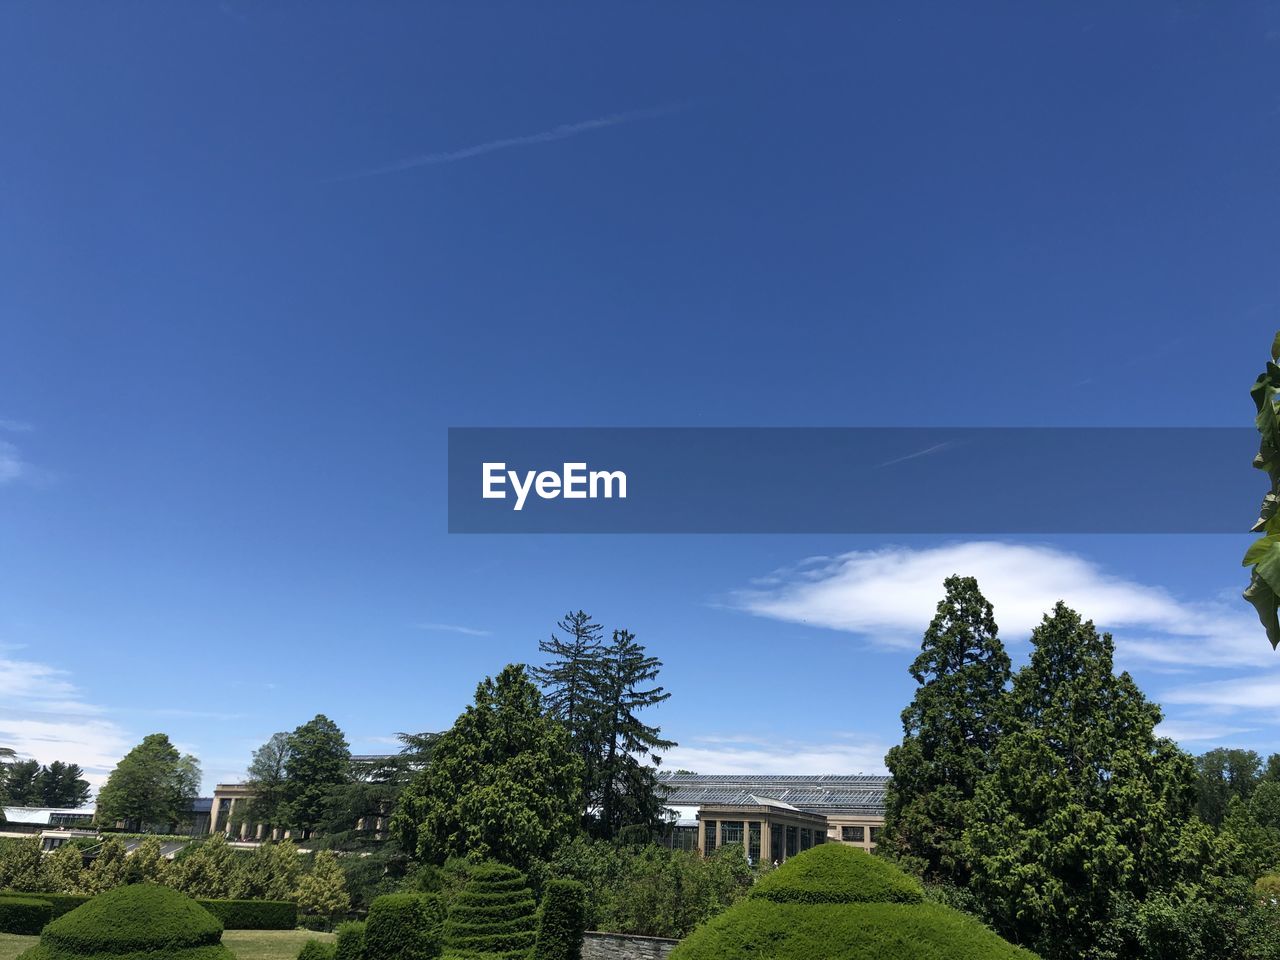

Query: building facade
656 773 889 862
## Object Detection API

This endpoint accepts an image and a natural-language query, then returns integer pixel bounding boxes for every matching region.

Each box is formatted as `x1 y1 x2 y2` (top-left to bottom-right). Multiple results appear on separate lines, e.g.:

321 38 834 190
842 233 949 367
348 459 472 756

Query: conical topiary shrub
443 863 538 959
669 844 1039 960
16 883 236 960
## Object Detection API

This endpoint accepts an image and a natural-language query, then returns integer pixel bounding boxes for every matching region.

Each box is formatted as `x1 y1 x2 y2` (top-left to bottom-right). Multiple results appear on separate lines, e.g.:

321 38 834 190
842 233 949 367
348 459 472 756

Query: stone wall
582 931 680 959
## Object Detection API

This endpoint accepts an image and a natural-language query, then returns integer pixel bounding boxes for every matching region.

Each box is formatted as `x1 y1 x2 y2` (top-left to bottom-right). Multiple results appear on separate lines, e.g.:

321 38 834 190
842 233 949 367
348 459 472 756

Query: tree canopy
94 733 200 830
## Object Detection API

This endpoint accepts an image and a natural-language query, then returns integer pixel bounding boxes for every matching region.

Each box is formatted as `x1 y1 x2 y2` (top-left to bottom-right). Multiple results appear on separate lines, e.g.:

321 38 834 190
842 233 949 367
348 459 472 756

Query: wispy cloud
732 541 1280 753
0 419 33 433
0 656 130 788
0 440 29 483
875 440 963 469
733 541 1270 669
326 103 689 182
662 733 891 776
416 622 492 638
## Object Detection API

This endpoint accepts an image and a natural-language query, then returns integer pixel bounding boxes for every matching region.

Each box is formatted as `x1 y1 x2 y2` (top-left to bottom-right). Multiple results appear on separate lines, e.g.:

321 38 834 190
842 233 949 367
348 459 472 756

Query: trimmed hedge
0 891 295 930
200 899 297 930
15 884 236 960
443 864 537 960
533 880 586 960
671 900 1040 960
0 896 53 935
1 893 89 921
297 941 337 960
334 921 366 960
366 893 445 960
749 844 923 905
668 845 1037 960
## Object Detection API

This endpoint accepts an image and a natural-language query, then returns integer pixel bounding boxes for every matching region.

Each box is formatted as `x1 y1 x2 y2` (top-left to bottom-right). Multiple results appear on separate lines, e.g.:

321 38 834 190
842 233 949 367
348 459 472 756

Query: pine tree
532 611 606 820
3 760 41 805
965 602 1206 960
881 575 1010 883
38 761 92 808
595 630 676 840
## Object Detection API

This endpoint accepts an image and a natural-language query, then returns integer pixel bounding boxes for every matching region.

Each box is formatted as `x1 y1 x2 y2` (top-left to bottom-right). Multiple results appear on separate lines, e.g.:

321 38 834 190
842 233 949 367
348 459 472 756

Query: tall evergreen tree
95 733 200 831
595 629 676 840
391 664 582 871
881 575 1010 883
965 602 1208 960
3 760 42 805
282 715 351 834
533 610 606 821
1194 747 1262 828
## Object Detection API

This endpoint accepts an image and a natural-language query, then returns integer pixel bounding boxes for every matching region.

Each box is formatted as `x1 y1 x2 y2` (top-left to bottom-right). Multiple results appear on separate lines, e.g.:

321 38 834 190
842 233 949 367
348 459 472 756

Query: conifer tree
282 716 351 834
881 575 1010 883
81 836 128 894
0 837 43 891
297 850 352 924
595 629 676 840
532 611 605 819
965 602 1206 960
126 835 168 884
43 841 85 893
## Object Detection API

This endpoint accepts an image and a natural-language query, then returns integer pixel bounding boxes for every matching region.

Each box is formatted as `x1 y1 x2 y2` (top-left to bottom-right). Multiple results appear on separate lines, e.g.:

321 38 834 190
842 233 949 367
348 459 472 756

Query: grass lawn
0 930 332 960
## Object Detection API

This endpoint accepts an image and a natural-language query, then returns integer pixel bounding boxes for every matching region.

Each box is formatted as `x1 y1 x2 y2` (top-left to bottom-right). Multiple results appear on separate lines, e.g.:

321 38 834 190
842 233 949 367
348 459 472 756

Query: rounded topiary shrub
443 863 537 960
670 845 1039 960
333 921 366 960
0 896 53 935
365 893 444 960
15 884 235 960
749 843 923 905
533 879 586 960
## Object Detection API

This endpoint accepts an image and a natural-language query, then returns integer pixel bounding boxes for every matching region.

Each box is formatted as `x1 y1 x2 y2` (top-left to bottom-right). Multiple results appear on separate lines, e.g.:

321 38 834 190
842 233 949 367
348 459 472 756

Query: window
748 822 761 863
786 825 798 857
704 820 717 855
870 826 882 844
842 825 865 842
721 820 744 847
770 824 784 863
800 828 812 851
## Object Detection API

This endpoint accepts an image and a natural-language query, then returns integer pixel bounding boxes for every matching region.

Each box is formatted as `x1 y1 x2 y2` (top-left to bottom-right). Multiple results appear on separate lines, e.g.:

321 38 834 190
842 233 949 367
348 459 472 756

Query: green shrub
199 898 297 930
0 896 53 935
298 940 337 960
443 863 537 960
365 893 444 960
14 883 236 960
668 845 1036 960
748 844 922 905
3 893 91 920
533 880 586 960
334 921 366 960
671 900 1040 959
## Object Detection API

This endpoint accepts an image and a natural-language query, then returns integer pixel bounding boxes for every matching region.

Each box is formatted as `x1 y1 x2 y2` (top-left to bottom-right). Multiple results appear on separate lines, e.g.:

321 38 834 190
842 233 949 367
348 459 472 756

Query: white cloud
662 734 891 776
416 623 492 637
1156 718 1256 743
0 656 129 789
735 541 1271 670
0 440 27 483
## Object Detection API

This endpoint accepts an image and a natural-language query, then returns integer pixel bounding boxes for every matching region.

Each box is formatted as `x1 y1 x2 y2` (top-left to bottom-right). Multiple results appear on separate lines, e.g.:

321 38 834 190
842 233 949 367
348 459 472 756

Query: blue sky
2 3 1280 793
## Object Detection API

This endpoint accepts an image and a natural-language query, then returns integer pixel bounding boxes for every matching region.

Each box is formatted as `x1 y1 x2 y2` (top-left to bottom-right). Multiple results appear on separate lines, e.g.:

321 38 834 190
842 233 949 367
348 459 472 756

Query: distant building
655 773 890 863
2 805 97 851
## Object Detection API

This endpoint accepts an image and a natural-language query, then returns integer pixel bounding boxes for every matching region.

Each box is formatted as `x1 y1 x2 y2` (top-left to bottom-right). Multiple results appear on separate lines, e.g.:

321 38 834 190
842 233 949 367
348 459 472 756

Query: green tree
0 837 44 891
881 575 1010 883
297 850 352 925
283 716 351 834
237 840 301 901
1196 748 1262 828
37 761 92 808
126 836 169 884
391 664 583 871
95 733 201 831
965 602 1209 960
594 630 676 840
167 833 243 899
3 760 41 805
245 732 291 831
1244 331 1280 648
82 836 129 894
533 611 606 821
43 842 85 893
